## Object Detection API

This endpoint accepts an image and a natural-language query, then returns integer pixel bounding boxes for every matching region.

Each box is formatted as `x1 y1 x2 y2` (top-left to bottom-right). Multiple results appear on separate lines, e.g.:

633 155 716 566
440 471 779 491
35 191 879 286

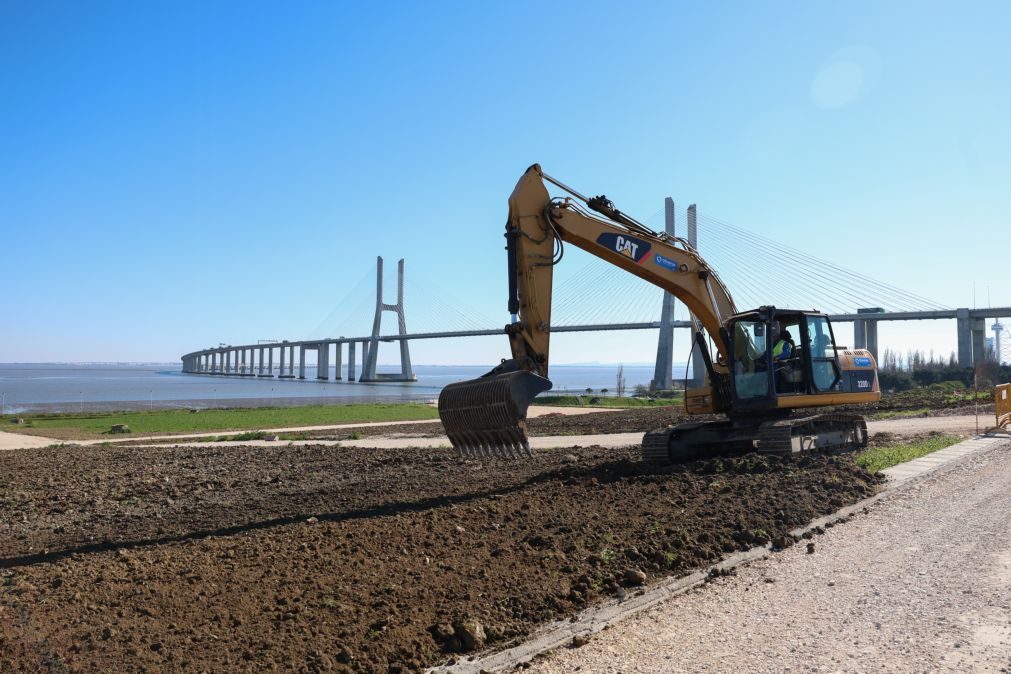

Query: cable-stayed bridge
181 205 1010 383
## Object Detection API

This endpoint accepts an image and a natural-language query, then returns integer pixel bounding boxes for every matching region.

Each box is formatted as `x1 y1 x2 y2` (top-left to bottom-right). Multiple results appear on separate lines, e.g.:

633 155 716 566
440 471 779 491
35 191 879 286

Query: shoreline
1 394 441 415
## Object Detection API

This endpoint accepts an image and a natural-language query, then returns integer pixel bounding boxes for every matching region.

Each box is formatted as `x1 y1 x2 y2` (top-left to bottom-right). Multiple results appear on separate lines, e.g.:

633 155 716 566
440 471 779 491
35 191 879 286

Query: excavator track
755 414 868 454
640 421 742 464
640 414 868 464
641 427 675 464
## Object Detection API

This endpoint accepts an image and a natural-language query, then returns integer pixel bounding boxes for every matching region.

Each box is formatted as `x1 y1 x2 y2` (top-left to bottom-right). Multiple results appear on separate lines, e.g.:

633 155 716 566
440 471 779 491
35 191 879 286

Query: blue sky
2 1 1009 365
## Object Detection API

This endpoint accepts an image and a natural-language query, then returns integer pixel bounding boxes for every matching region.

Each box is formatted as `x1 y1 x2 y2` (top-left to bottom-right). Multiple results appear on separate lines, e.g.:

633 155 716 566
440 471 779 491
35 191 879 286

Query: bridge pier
334 341 343 380
972 318 986 367
317 344 328 380
298 345 306 379
853 308 884 361
957 309 972 368
956 309 989 368
347 342 356 381
265 347 274 377
360 340 370 379
279 344 292 378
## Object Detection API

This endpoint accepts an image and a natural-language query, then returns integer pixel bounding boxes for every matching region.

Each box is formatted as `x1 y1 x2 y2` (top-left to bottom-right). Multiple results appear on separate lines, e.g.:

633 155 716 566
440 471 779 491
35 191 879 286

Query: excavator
438 165 881 463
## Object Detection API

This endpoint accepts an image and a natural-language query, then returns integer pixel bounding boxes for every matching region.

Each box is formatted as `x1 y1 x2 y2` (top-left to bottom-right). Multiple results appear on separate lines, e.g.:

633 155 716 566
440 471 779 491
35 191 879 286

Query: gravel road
531 441 1011 673
0 431 54 450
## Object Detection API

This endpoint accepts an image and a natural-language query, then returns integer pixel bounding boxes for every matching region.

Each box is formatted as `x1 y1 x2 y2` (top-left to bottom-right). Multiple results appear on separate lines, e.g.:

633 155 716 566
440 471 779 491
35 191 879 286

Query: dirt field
0 439 880 672
228 397 992 444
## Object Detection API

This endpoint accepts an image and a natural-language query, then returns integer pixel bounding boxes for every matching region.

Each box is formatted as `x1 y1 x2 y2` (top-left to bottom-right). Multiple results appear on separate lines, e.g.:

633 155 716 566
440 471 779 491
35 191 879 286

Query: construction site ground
0 403 1006 672
530 439 1011 673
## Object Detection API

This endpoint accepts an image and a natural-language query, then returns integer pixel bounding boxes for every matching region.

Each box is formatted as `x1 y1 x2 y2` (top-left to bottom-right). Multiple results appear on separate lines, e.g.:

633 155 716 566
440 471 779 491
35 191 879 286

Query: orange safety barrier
997 383 1011 430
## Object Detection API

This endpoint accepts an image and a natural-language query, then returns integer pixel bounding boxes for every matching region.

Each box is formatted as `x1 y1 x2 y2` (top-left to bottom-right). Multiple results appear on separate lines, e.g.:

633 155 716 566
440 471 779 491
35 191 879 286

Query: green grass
868 408 930 420
943 390 991 404
1 403 439 439
535 395 681 408
854 434 961 474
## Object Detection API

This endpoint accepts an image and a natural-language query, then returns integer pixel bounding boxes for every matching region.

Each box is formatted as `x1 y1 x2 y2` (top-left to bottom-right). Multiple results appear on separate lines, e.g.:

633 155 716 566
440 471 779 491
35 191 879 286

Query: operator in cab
773 329 794 362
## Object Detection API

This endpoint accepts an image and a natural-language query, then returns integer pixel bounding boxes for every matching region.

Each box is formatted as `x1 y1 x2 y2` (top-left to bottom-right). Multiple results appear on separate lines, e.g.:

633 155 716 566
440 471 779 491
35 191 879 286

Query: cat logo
595 232 651 263
615 236 639 258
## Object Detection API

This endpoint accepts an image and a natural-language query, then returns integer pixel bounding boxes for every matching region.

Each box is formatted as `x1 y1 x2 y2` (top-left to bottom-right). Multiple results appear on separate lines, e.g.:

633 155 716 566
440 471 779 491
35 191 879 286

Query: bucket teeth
438 370 551 460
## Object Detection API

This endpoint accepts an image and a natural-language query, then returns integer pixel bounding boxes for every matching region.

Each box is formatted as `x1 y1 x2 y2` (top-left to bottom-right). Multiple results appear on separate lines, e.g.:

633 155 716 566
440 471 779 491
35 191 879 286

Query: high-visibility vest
773 339 787 358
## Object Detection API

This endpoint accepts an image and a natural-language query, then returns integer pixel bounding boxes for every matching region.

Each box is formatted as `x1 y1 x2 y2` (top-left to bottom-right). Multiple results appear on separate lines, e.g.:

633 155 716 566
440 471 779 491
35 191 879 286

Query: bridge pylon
360 256 417 382
651 197 676 392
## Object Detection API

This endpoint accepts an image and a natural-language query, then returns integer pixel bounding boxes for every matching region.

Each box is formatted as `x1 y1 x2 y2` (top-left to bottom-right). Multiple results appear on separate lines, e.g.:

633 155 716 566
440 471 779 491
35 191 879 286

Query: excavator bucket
438 370 552 459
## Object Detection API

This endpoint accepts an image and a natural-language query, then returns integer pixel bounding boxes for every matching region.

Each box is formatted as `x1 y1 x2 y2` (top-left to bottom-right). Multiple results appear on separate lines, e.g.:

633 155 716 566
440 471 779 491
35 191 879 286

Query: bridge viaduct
180 259 1010 384
181 210 1009 384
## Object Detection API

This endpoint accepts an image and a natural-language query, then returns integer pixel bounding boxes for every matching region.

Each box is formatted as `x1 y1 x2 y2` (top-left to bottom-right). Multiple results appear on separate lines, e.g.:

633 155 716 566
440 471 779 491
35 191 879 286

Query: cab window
733 321 768 399
805 315 839 391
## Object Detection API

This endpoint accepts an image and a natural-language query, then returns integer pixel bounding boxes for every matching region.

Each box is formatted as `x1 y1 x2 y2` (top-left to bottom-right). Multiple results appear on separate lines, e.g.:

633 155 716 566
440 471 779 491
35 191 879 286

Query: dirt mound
0 442 879 672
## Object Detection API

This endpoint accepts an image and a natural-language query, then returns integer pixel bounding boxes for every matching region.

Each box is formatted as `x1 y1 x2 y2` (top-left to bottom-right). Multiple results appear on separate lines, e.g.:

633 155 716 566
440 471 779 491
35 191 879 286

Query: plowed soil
110 407 693 446
1 442 879 672
281 407 696 442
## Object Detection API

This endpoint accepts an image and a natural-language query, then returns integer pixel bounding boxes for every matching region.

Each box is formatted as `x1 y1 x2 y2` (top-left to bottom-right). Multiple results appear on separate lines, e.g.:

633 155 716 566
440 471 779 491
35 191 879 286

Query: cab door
802 315 842 392
729 319 776 410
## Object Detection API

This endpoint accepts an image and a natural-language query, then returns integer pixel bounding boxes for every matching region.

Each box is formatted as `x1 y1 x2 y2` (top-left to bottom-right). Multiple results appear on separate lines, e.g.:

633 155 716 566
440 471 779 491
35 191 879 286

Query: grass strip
854 434 961 474
868 408 929 420
1 403 439 438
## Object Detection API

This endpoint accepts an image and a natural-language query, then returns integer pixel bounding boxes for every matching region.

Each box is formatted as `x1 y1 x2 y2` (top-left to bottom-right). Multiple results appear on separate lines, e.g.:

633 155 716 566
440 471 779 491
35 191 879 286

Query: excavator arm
439 165 738 458
503 164 737 377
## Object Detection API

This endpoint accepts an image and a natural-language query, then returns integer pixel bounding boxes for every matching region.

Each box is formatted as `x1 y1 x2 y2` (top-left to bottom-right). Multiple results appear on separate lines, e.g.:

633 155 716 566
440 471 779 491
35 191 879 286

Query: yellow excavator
438 165 881 462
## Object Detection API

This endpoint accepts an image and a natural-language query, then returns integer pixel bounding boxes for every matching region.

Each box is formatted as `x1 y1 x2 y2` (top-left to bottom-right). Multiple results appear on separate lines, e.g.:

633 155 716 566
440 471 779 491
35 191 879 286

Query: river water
0 363 680 413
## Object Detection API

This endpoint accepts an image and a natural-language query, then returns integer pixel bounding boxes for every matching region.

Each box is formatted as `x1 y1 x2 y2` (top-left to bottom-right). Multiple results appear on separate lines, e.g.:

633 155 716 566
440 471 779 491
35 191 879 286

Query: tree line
878 347 1009 390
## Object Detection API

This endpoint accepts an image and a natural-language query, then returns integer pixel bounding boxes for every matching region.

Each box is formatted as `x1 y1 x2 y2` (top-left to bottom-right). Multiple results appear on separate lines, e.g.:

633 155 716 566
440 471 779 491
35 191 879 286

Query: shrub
878 371 913 391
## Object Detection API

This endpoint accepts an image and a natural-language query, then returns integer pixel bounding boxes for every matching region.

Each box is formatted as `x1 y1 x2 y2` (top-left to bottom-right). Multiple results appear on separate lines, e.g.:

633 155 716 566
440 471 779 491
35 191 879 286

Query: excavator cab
726 307 878 413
